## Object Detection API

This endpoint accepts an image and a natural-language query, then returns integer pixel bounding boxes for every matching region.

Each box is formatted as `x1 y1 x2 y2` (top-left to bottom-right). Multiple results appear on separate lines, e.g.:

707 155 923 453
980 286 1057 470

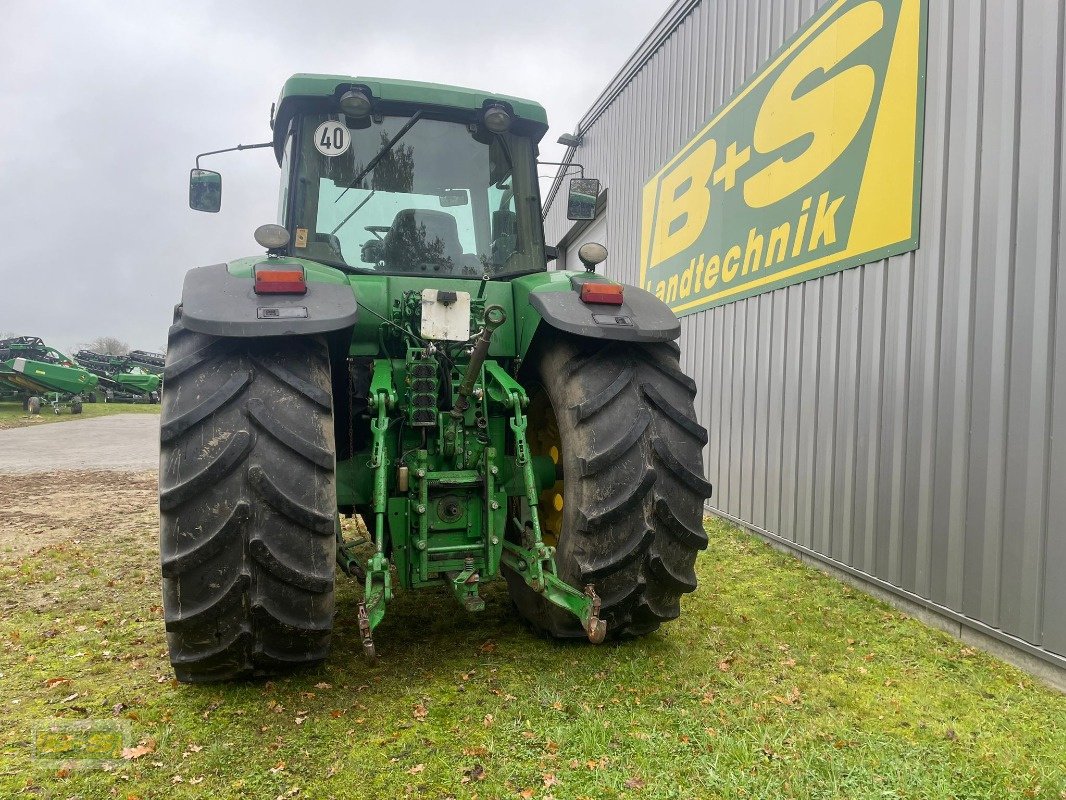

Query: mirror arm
536 160 584 178
195 141 273 169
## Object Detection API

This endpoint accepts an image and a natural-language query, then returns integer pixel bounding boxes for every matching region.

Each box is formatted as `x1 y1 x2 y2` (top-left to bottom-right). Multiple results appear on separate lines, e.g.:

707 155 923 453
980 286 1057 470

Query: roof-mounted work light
339 89 373 118
482 104 512 134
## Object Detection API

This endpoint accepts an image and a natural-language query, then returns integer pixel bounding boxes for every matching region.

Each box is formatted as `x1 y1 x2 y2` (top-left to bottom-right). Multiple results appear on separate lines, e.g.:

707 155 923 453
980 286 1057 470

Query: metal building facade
543 0 1066 670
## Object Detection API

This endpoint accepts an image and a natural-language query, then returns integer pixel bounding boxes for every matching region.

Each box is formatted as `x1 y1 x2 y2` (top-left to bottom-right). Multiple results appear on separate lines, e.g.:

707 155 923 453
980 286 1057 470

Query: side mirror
566 177 600 220
189 168 222 213
544 245 559 262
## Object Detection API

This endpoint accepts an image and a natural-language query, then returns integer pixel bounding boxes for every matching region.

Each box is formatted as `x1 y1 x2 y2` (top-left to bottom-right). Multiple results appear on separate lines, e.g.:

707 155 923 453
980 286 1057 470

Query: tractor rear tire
71 399 83 414
159 319 337 683
505 336 712 639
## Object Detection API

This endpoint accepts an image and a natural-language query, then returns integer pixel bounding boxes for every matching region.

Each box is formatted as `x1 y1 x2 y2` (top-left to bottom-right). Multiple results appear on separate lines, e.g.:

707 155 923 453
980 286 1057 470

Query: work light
339 89 373 118
253 223 290 250
483 104 512 133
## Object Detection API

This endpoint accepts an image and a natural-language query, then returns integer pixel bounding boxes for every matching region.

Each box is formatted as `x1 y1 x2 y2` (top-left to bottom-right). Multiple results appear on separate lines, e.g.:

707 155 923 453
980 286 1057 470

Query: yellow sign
639 0 927 315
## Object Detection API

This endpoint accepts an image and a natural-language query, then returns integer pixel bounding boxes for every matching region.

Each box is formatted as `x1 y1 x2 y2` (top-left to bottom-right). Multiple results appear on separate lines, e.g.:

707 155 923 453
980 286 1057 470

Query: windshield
286 113 545 277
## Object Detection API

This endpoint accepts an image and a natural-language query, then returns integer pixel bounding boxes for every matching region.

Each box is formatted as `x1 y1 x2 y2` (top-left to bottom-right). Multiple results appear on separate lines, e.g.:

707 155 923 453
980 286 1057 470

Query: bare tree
82 336 129 356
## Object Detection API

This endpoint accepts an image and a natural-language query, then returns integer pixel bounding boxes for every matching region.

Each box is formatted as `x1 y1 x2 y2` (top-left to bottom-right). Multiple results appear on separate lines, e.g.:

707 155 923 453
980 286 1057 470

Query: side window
277 130 294 225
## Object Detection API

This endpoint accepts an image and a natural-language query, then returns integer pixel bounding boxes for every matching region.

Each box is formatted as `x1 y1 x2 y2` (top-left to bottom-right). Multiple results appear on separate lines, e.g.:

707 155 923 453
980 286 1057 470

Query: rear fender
512 270 680 360
179 258 357 338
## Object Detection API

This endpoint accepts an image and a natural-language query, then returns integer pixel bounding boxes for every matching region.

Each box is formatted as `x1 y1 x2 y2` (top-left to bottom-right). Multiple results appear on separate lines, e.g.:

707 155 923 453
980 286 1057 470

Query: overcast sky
0 1 668 355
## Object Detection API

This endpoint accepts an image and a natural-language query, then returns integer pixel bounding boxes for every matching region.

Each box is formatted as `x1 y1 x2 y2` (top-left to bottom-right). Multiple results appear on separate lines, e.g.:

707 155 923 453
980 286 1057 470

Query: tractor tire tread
159 328 336 683
505 336 711 641
248 464 335 535
578 409 651 476
641 382 709 446
251 355 332 410
158 429 254 511
160 502 250 578
159 370 252 443
247 397 334 469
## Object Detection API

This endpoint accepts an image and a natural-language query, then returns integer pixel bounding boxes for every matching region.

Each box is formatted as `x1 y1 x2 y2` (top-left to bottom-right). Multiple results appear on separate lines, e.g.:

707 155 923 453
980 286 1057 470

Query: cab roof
271 73 549 159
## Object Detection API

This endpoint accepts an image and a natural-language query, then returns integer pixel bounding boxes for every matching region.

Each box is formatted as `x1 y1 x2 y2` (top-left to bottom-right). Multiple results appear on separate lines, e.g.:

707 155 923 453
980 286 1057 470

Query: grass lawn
0 399 161 430
0 472 1063 799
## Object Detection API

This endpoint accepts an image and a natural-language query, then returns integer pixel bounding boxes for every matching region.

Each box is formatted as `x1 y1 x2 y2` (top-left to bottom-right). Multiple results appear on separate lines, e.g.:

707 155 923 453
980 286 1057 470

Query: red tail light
254 264 306 295
579 282 624 305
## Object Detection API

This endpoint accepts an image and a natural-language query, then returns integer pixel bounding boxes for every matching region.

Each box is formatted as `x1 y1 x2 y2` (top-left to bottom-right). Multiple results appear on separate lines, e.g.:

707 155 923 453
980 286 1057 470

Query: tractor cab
195 75 554 279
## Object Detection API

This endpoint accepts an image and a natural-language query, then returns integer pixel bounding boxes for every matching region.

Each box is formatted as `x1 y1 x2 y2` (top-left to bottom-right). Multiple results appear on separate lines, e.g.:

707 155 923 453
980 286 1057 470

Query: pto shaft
451 305 506 418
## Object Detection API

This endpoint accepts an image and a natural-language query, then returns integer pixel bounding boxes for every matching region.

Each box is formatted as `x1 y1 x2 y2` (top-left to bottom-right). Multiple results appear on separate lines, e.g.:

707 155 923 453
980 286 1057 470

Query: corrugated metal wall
543 0 1066 667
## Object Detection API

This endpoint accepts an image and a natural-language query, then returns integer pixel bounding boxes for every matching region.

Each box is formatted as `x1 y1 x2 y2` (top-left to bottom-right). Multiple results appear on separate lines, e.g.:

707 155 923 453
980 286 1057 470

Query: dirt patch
0 470 157 561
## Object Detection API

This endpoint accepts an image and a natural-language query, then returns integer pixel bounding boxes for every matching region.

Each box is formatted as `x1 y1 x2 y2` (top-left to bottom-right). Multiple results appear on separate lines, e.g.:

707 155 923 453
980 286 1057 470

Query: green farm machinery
74 350 162 403
128 350 166 374
0 336 98 414
162 74 711 682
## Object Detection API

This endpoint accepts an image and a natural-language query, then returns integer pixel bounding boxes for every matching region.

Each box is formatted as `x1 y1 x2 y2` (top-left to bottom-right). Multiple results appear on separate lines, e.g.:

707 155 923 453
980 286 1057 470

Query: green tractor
162 74 711 682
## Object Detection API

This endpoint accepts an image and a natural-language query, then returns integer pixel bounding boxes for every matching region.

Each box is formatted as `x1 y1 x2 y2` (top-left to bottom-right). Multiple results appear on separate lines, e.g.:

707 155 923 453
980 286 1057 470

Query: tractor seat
384 209 466 272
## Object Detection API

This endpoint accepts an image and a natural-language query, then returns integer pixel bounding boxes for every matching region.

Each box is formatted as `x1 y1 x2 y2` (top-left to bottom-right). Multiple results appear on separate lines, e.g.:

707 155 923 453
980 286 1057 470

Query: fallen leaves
624 776 646 789
406 763 424 775
412 703 428 721
121 739 157 760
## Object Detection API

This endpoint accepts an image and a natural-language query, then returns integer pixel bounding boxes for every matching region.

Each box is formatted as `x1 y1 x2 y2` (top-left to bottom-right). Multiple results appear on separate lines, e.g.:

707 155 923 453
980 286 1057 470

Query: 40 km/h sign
639 0 927 316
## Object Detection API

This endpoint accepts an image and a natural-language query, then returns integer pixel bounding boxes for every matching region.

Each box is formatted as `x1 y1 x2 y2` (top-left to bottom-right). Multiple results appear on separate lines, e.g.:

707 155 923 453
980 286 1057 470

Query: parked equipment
0 337 97 414
128 350 166 374
74 350 162 403
161 75 712 682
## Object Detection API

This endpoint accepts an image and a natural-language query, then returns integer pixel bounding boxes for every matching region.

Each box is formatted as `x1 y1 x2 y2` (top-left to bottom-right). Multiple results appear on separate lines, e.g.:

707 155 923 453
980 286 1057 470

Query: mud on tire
159 319 337 683
505 336 712 639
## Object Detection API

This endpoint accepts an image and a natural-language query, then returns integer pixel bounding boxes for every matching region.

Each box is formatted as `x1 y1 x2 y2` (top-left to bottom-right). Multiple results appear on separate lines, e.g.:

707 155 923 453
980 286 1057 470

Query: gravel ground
0 414 158 473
